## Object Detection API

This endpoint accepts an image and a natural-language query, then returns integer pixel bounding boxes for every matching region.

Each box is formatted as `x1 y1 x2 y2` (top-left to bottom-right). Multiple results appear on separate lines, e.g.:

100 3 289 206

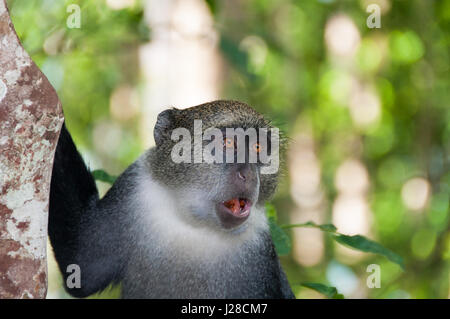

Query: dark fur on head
149 100 281 207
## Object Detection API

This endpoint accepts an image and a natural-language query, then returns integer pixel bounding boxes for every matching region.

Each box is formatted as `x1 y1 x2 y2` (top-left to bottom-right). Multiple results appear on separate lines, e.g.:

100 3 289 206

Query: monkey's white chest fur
133 169 268 260
118 156 278 298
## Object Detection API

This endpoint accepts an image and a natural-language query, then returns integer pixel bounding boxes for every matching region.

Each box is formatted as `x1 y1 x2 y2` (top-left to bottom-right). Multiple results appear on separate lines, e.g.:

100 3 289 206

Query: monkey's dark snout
216 164 258 229
235 164 256 185
231 164 258 198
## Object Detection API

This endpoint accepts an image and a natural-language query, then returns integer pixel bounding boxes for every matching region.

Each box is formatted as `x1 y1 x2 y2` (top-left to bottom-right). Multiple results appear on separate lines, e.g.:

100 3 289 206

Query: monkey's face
150 101 281 233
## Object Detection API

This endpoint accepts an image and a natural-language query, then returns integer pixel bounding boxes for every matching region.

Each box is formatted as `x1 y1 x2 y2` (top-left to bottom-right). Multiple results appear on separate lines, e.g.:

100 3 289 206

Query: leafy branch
266 203 405 299
91 169 117 185
266 204 404 270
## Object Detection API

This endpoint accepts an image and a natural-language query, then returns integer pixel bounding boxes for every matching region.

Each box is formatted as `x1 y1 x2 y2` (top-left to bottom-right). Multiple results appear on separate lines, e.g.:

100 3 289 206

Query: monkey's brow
217 126 273 133
217 129 273 148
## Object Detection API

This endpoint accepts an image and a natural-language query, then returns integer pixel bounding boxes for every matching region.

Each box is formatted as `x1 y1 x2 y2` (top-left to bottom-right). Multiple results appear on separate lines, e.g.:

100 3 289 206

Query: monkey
48 100 295 299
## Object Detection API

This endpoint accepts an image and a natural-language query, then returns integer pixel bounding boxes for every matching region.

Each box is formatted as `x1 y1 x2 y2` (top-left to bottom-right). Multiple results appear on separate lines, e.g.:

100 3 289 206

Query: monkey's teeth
224 198 248 215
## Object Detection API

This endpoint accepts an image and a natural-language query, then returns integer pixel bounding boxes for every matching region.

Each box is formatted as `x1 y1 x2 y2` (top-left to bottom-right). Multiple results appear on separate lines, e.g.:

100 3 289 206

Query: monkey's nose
232 165 257 195
235 165 254 184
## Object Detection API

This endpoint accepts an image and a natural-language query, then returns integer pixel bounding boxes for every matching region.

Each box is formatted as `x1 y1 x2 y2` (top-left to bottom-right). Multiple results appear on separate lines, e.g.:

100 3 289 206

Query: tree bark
0 0 63 298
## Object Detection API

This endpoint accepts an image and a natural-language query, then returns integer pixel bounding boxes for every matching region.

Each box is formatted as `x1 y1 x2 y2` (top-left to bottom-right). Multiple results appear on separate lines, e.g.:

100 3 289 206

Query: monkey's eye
224 137 234 149
252 142 262 153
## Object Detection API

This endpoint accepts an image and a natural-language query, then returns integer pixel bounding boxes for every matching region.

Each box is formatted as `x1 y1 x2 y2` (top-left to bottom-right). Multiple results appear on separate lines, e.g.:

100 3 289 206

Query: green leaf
265 203 291 255
268 218 291 256
300 283 344 299
265 203 278 222
91 169 117 185
219 35 257 82
281 221 337 233
204 0 217 15
333 234 405 270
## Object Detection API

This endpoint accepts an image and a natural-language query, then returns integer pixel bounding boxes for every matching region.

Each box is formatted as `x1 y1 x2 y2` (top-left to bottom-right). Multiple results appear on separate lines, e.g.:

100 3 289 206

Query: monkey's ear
154 108 177 146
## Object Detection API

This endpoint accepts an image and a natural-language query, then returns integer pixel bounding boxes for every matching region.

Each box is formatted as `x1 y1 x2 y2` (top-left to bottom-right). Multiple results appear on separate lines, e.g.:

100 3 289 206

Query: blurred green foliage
211 0 449 299
8 0 449 298
9 0 148 171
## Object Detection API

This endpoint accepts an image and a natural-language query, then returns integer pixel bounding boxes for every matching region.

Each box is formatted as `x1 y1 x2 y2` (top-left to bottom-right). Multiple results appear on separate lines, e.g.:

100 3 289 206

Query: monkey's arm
49 123 129 298
277 260 296 298
269 239 296 299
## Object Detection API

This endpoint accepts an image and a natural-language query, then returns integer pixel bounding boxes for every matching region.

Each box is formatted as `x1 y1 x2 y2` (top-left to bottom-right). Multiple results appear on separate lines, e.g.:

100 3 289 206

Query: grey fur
48 100 294 299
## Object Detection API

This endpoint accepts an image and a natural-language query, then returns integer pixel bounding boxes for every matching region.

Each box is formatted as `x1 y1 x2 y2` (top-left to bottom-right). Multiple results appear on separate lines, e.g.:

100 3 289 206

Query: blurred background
7 0 449 298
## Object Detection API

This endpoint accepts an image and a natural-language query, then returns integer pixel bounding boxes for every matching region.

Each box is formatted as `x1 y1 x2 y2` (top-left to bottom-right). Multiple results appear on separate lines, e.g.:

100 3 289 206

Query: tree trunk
0 0 63 298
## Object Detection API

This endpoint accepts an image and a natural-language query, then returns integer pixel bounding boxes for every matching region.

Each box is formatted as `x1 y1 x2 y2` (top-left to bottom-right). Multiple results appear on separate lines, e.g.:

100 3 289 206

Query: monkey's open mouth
222 198 251 218
216 198 252 229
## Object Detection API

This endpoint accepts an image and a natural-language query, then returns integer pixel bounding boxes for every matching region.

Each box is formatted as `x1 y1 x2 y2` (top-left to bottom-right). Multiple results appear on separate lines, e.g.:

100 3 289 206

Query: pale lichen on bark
0 0 63 298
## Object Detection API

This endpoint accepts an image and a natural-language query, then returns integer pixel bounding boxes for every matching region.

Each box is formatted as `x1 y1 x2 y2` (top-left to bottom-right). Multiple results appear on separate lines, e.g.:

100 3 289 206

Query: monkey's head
149 100 282 234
